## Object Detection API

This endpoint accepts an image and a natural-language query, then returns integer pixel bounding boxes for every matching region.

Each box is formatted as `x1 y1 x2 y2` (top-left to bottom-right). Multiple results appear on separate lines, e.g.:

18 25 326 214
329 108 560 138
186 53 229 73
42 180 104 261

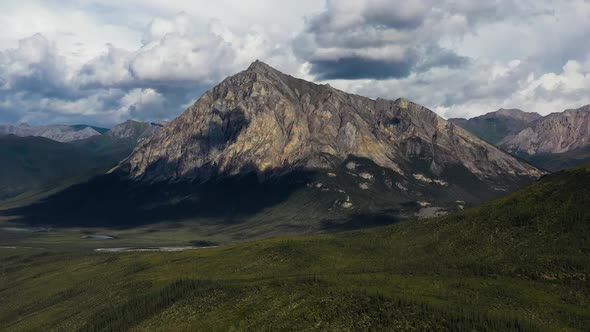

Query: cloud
0 11 294 126
300 0 590 120
294 0 492 80
0 33 70 97
309 57 414 80
1 1 590 126
293 0 564 81
120 88 166 121
130 22 235 83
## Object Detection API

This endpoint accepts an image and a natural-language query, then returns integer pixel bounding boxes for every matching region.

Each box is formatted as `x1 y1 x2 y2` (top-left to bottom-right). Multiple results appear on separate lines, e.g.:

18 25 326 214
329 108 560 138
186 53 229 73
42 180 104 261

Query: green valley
1 164 589 331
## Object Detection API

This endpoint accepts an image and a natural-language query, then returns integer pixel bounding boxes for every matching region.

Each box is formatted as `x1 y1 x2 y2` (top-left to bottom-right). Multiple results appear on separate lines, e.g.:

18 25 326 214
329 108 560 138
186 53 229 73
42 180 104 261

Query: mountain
2 61 543 232
2 163 589 331
0 135 112 200
0 121 163 201
71 124 110 134
449 106 590 171
72 120 164 156
126 61 540 186
497 105 590 170
449 108 541 144
500 105 590 155
106 120 164 141
0 123 103 142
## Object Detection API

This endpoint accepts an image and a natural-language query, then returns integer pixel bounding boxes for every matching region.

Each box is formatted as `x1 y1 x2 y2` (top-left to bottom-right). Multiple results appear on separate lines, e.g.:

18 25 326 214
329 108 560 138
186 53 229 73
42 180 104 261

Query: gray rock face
125 61 542 185
106 120 164 142
0 124 101 142
449 109 541 144
500 105 590 155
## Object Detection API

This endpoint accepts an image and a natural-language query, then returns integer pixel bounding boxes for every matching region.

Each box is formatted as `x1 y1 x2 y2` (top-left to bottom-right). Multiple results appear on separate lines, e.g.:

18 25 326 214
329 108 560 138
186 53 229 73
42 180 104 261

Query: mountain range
499 105 590 154
0 123 107 142
125 61 541 186
0 120 162 200
2 60 590 331
1 61 542 236
451 105 590 171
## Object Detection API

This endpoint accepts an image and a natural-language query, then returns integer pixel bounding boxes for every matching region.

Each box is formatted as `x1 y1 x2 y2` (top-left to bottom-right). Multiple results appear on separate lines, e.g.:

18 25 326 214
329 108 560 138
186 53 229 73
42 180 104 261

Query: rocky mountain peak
247 59 276 73
123 62 541 195
500 104 590 155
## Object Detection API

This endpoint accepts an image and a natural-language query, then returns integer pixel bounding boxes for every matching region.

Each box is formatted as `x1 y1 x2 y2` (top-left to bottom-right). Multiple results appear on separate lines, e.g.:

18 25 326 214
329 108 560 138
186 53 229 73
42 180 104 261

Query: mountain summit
449 108 541 144
125 61 541 188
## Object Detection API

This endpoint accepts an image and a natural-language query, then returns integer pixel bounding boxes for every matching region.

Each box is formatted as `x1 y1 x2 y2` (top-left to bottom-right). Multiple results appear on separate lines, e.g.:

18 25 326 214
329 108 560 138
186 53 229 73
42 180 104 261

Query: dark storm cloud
416 46 471 71
309 57 415 80
294 0 557 81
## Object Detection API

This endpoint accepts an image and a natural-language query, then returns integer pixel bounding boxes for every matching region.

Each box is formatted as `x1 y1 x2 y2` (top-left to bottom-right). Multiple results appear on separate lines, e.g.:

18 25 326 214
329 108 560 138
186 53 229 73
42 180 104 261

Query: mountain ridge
124 61 541 189
0 120 163 201
449 108 541 144
0 123 103 142
1 61 543 233
500 105 590 155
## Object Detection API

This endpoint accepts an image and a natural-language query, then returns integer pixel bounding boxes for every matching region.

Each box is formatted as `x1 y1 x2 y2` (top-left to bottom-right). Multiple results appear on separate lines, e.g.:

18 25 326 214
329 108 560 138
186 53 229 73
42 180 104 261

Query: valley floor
1 229 588 332
1 165 589 331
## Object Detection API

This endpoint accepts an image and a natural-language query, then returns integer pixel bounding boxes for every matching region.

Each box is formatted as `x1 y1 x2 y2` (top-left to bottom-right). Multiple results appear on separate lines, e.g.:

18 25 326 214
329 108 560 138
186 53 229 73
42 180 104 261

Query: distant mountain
449 108 541 144
0 120 163 201
0 135 111 200
71 124 110 134
500 105 590 155
7 61 541 232
0 123 103 142
494 105 590 171
73 120 164 157
106 120 164 141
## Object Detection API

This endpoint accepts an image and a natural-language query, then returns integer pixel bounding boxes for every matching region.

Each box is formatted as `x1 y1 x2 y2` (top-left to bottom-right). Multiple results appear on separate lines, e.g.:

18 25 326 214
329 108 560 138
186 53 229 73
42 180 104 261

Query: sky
1 0 590 127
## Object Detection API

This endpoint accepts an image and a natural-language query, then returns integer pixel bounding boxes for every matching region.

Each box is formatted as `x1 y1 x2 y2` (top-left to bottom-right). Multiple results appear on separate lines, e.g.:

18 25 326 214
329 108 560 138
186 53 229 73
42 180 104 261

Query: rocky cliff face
125 61 541 190
500 105 590 155
0 124 101 142
449 109 541 144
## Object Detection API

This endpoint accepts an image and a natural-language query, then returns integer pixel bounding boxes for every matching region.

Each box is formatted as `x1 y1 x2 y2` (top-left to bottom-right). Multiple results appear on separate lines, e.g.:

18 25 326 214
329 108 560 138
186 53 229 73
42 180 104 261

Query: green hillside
0 130 149 201
0 135 119 200
1 164 589 331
